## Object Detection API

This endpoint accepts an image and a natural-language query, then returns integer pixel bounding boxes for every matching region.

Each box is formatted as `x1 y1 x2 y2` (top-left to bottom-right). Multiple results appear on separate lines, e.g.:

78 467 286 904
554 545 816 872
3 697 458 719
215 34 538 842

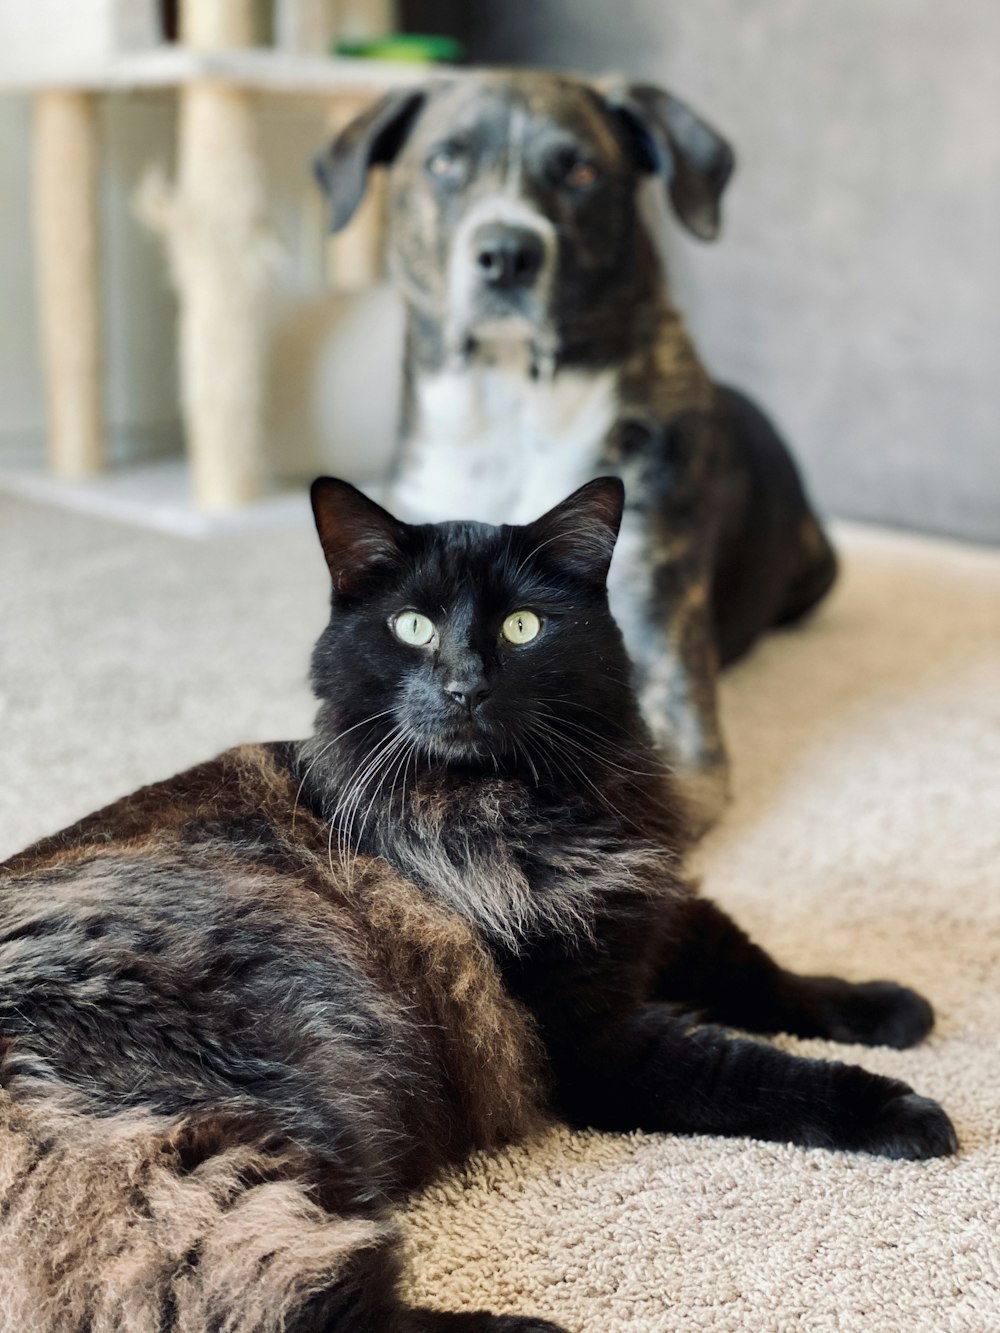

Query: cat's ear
523 477 625 586
310 478 404 594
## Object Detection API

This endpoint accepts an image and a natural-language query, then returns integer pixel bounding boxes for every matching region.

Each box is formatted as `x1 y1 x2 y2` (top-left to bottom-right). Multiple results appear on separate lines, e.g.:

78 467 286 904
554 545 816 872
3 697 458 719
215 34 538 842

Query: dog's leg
654 896 936 1050
608 506 729 833
776 511 840 626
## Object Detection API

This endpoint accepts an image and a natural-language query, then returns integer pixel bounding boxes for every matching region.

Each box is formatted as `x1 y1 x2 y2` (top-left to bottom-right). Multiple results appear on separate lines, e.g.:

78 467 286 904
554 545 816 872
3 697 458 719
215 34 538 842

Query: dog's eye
563 159 600 190
547 149 602 192
426 145 464 180
393 611 437 647
501 610 542 645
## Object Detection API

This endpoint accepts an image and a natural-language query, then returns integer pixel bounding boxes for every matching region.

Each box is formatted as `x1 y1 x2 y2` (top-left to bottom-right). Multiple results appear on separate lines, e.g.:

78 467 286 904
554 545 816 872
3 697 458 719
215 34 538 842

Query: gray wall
410 0 1000 543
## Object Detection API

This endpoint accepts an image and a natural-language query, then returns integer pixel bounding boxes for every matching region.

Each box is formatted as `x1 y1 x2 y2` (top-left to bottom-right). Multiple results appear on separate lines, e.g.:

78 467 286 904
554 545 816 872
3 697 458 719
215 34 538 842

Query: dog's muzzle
472 223 545 291
446 200 557 351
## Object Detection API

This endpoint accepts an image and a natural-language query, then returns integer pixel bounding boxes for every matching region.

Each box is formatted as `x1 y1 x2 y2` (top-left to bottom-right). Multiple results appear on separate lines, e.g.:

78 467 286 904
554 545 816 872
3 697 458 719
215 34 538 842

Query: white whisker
292 709 396 832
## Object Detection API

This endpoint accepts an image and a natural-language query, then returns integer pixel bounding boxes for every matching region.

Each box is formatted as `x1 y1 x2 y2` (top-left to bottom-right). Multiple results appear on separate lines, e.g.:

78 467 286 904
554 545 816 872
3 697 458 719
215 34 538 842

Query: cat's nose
443 678 492 713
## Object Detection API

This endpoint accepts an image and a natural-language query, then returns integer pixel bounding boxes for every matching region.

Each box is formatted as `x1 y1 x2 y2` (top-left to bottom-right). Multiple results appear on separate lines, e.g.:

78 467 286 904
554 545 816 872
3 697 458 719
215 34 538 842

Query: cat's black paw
813 978 935 1049
408 1310 568 1333
483 1321 567 1333
861 1092 959 1160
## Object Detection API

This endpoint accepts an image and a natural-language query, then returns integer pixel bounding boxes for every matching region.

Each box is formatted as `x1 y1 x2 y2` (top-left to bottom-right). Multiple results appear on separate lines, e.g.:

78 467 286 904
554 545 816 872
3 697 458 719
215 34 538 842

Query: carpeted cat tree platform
1 495 997 1329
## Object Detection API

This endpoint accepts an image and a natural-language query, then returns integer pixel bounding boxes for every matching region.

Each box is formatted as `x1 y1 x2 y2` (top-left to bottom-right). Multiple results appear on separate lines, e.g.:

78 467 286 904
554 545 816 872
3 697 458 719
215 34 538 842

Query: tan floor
404 524 1000 1331
2 498 998 1330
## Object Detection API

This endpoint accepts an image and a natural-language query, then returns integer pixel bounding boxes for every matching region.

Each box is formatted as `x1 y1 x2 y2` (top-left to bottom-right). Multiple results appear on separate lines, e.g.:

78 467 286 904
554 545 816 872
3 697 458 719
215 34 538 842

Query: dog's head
314 71 734 362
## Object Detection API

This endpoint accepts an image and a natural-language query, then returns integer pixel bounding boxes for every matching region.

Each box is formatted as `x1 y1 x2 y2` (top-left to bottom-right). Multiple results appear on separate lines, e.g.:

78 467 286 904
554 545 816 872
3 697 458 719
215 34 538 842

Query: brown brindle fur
0 481 953 1332
0 743 543 1331
315 72 840 832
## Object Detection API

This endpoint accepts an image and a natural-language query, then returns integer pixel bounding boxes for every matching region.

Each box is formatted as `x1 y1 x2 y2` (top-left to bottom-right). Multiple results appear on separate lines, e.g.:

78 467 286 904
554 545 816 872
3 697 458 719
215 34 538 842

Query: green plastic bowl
334 33 464 64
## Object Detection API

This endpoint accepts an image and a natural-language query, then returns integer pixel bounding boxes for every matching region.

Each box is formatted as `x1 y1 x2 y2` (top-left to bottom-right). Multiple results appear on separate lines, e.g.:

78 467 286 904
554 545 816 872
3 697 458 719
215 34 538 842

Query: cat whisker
527 720 648 835
509 733 540 785
384 736 417 835
293 709 396 832
336 734 405 879
533 710 664 779
561 697 657 738
350 731 412 882
328 724 408 882
507 530 579 581
346 727 413 875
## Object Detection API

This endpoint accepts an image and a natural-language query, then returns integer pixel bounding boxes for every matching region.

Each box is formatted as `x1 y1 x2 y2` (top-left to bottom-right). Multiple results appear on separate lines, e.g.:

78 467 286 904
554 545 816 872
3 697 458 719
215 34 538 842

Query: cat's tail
0 1081 406 1333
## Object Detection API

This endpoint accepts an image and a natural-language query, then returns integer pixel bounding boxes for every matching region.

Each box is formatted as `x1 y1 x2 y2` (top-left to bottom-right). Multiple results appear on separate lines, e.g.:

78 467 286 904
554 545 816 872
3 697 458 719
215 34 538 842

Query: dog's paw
815 979 935 1049
671 764 730 838
861 1092 959 1161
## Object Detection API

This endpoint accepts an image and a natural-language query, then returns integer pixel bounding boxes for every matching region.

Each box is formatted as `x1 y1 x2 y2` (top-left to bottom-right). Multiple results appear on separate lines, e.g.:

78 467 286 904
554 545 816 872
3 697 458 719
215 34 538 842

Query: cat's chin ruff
375 778 678 955
379 801 678 956
410 730 495 767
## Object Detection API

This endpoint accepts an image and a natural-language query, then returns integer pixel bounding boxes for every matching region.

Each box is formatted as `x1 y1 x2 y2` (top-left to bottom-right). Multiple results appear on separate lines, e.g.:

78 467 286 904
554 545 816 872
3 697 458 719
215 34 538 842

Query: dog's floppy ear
313 88 427 233
604 82 735 241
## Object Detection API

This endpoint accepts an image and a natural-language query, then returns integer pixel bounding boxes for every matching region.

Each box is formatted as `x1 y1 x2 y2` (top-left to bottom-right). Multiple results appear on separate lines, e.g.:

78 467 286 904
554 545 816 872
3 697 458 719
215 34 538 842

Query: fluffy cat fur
0 479 955 1332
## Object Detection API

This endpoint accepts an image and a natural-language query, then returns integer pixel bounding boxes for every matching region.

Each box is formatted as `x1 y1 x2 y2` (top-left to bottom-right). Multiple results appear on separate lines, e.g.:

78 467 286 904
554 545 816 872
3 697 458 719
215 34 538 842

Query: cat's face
308 478 637 778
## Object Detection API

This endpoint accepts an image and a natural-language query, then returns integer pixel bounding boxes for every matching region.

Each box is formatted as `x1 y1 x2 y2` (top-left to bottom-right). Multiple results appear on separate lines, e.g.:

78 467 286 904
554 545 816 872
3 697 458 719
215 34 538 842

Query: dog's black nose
443 678 492 712
474 224 545 289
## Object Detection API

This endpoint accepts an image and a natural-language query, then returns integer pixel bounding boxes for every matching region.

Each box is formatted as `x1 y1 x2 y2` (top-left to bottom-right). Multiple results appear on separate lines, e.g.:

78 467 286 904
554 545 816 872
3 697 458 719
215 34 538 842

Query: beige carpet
2 495 999 1330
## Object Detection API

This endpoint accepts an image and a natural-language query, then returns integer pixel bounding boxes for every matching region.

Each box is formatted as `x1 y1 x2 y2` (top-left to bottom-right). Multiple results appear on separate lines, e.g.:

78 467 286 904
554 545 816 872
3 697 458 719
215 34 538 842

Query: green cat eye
393 611 436 647
501 610 542 645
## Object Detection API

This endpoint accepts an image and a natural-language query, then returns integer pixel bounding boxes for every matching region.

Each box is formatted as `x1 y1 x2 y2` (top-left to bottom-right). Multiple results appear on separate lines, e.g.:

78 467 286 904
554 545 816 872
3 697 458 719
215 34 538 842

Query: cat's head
307 477 644 782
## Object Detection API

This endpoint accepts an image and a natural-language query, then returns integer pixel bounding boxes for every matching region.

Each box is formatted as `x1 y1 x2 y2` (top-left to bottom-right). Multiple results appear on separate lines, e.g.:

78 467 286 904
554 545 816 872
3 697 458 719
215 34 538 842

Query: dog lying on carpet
314 70 838 830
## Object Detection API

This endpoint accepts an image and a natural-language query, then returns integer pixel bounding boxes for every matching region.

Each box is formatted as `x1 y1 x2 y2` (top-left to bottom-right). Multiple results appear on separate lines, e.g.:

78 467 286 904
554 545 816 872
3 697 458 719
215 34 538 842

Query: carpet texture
1 494 998 1330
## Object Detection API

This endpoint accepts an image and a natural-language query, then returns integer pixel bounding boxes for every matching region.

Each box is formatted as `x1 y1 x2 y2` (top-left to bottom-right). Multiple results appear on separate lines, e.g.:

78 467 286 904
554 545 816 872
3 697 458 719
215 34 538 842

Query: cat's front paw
484 1322 567 1333
813 978 935 1049
409 1310 568 1333
861 1092 959 1161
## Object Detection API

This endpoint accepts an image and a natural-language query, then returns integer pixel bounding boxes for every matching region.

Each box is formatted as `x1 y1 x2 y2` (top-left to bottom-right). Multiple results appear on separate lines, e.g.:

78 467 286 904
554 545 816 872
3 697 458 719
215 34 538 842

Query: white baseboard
0 457 313 539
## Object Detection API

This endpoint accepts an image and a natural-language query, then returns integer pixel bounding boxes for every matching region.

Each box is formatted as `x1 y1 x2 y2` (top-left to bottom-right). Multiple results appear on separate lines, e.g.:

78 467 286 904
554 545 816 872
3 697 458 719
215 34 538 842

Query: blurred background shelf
0 47 435 96
0 0 449 514
1 0 995 540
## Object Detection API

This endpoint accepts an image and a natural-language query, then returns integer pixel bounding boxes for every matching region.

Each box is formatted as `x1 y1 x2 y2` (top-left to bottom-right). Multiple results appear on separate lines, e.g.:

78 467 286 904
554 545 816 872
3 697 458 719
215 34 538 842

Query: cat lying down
0 479 955 1332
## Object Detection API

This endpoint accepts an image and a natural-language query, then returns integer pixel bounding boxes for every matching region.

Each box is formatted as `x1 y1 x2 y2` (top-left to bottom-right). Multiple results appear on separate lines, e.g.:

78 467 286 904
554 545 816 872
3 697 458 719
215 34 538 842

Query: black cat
0 478 955 1332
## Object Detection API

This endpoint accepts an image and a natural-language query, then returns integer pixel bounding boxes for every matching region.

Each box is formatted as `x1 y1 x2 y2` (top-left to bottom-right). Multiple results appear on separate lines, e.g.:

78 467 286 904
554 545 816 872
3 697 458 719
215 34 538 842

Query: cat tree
4 0 427 512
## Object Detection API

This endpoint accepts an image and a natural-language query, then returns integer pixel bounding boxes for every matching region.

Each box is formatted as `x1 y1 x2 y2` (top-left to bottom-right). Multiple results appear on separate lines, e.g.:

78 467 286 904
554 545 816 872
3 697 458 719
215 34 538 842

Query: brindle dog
314 71 838 830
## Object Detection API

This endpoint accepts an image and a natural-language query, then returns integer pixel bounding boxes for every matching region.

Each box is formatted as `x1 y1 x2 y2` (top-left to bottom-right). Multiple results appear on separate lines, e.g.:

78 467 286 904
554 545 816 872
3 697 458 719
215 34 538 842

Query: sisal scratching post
140 0 278 512
179 0 257 47
33 91 104 479
175 83 275 510
275 0 336 54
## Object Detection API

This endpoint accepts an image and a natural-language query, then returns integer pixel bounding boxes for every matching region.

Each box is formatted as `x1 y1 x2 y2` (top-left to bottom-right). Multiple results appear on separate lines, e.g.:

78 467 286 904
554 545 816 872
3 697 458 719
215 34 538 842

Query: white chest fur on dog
394 358 618 526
